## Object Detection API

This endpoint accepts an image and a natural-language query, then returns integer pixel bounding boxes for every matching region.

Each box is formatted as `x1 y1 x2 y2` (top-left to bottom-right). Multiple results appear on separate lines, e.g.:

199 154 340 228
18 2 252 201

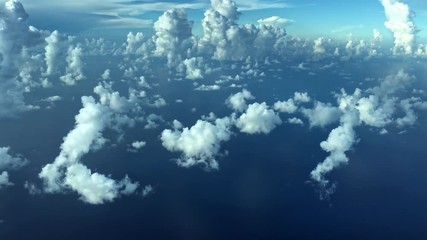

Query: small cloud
257 16 295 27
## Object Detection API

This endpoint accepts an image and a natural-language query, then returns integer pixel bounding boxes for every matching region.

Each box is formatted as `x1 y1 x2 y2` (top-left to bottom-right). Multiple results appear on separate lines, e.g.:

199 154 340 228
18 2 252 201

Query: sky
18 0 427 41
1 0 427 239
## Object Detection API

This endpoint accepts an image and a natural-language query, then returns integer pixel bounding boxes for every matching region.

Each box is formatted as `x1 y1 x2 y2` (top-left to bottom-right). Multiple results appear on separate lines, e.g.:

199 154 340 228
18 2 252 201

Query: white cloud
302 102 341 128
236 102 282 134
65 164 138 204
226 89 255 112
183 57 204 80
0 147 28 170
142 184 154 197
380 0 416 54
313 37 326 54
211 0 240 20
161 116 233 170
131 141 146 149
39 93 139 203
194 84 221 91
287 117 304 125
44 30 63 76
274 99 298 113
0 0 42 118
0 171 12 189
60 45 85 85
0 146 28 189
257 16 295 27
153 8 194 68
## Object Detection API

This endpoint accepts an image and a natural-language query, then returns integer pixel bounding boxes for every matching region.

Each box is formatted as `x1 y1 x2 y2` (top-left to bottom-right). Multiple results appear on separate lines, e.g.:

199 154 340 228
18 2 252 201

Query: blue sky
19 0 427 41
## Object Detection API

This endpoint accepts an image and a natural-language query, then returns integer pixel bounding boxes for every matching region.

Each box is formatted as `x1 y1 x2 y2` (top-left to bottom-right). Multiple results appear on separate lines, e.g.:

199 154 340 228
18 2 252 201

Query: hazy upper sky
19 0 427 41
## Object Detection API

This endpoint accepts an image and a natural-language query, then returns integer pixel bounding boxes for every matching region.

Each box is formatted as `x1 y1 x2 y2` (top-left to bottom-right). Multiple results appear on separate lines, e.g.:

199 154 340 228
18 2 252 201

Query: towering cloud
44 30 62 76
199 0 286 60
60 45 85 85
153 8 194 68
0 0 41 117
380 0 416 54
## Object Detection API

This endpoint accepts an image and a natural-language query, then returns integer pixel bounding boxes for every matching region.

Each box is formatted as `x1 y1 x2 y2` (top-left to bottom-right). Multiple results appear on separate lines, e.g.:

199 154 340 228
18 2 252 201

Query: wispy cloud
331 24 364 34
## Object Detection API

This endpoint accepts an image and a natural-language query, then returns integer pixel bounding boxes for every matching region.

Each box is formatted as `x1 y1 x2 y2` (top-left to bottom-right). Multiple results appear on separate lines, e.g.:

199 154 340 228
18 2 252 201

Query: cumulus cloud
0 171 12 188
64 164 138 204
226 89 255 112
153 8 194 68
211 0 240 20
39 93 139 204
310 113 358 199
309 69 423 199
0 0 42 118
60 45 85 85
380 0 416 54
302 102 341 128
161 116 233 170
199 0 287 60
0 147 28 170
44 30 62 76
0 147 27 188
124 32 145 55
275 92 311 114
313 37 326 54
236 102 282 134
183 57 204 80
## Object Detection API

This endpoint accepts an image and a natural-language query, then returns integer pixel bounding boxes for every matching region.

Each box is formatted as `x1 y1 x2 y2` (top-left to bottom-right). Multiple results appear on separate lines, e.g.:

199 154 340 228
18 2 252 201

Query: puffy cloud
183 57 204 80
310 115 358 199
124 32 144 55
274 92 311 114
131 141 146 149
64 164 138 204
287 117 304 125
153 8 194 68
211 0 240 20
369 69 414 96
199 0 286 60
380 0 416 54
39 94 139 203
0 171 12 188
257 16 294 27
0 147 28 170
0 147 27 188
161 116 233 170
142 185 154 197
356 95 395 127
60 45 85 85
293 92 311 103
44 30 62 76
302 102 341 128
0 0 42 118
226 89 254 112
236 102 282 134
313 37 326 54
101 69 111 80
274 99 298 113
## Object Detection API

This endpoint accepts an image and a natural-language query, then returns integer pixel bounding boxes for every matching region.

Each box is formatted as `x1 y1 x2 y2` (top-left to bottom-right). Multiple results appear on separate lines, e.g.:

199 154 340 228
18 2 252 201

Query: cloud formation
161 117 233 170
236 102 282 134
380 0 416 54
39 90 139 204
